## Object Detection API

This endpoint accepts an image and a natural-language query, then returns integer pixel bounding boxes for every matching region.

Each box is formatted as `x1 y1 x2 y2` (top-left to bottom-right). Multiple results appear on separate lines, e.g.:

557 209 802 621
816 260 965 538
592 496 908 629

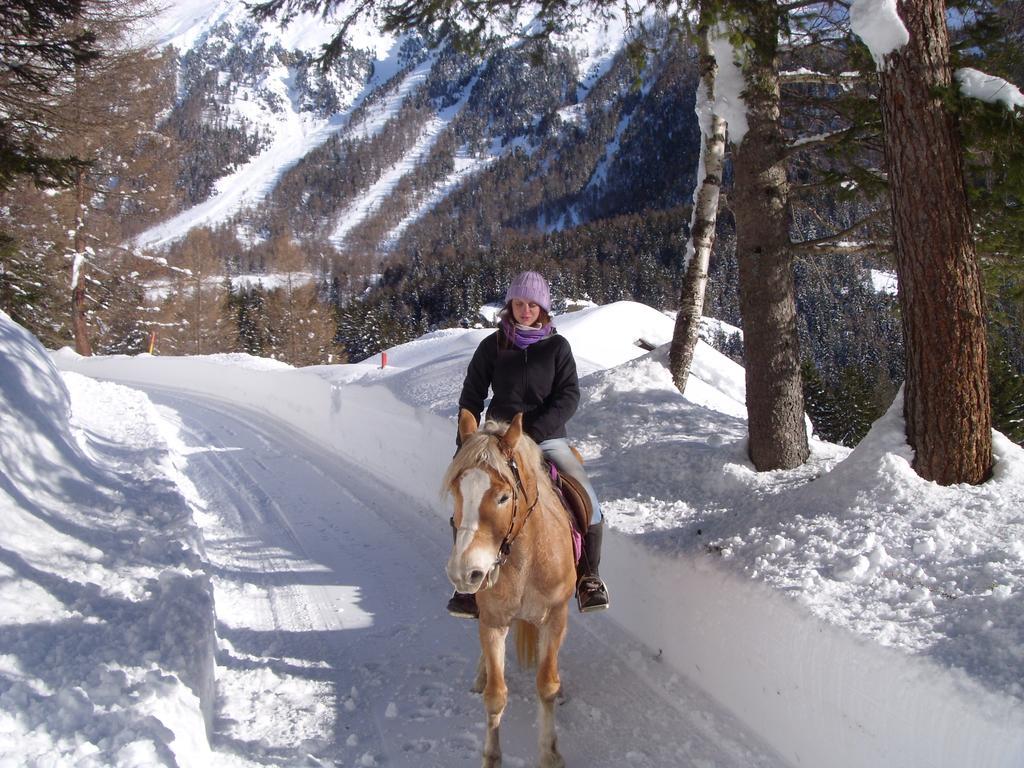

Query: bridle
494 449 540 567
449 437 543 589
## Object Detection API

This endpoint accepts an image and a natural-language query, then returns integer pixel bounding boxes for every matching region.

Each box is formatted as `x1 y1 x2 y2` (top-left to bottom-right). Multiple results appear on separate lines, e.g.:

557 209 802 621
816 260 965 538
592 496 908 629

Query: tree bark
730 1 809 470
877 0 992 484
71 168 93 356
71 266 92 356
670 16 727 392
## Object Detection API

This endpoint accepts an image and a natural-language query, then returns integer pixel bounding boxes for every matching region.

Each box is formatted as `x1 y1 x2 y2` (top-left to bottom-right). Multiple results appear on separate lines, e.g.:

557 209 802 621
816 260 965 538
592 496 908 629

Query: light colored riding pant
537 438 603 525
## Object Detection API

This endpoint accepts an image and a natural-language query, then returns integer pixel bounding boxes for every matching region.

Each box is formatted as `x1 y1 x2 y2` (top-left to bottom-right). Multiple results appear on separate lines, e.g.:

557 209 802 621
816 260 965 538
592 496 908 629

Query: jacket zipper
522 346 529 402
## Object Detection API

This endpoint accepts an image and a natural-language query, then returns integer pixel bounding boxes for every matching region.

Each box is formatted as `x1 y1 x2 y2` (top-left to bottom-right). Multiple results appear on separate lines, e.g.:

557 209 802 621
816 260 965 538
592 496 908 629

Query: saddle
546 461 591 547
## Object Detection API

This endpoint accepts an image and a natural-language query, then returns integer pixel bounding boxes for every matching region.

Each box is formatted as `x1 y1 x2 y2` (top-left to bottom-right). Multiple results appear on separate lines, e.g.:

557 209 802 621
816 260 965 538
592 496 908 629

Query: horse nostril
468 569 485 585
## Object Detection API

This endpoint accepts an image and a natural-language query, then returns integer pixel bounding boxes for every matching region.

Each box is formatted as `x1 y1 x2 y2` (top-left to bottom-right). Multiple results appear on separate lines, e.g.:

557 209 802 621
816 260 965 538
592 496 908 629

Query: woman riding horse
448 271 609 618
444 410 578 768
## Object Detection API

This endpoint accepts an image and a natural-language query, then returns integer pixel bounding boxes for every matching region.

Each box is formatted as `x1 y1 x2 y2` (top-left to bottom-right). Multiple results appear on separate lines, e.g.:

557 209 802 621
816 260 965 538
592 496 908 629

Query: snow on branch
793 209 889 254
780 69 863 87
708 23 748 145
848 0 909 70
787 127 853 151
955 68 1024 112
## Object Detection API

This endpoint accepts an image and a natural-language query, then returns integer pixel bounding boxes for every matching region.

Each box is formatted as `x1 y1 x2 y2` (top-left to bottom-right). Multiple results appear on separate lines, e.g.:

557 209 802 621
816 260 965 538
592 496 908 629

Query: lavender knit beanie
505 271 551 312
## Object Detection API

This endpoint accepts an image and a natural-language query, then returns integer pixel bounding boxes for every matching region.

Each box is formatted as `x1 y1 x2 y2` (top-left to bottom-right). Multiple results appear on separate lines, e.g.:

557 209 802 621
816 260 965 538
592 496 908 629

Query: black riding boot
446 516 479 619
577 521 610 612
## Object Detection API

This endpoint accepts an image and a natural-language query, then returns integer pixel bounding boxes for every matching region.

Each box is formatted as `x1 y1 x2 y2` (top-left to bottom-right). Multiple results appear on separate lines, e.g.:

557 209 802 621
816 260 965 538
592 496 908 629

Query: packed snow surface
3 301 1024 766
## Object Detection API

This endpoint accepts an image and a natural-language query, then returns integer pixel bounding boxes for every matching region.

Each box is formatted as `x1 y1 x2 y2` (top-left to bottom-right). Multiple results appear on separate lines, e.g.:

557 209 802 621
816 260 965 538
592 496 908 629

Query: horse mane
441 418 547 499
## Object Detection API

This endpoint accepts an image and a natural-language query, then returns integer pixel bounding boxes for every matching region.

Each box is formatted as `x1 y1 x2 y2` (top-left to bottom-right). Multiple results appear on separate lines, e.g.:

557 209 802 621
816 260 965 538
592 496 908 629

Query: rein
494 450 540 568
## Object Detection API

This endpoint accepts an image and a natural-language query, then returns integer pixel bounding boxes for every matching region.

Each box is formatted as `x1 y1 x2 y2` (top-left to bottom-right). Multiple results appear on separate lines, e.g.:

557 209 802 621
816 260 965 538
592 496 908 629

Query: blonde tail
514 620 539 669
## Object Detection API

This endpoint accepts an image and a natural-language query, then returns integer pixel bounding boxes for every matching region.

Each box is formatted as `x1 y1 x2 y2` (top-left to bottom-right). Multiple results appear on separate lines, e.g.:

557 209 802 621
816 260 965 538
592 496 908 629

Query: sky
3 301 1024 766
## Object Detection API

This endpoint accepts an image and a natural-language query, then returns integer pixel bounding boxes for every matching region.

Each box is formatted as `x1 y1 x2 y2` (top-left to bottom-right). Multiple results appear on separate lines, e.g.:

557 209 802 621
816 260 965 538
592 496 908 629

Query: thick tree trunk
877 0 992 484
730 3 809 471
670 19 727 392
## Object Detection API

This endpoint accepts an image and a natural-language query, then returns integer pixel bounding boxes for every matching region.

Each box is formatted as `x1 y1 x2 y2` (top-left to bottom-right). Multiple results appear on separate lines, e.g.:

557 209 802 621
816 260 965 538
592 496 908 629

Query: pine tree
989 336 1024 445
236 284 273 356
870 0 993 484
801 359 842 442
0 0 99 191
833 364 883 446
1 0 174 352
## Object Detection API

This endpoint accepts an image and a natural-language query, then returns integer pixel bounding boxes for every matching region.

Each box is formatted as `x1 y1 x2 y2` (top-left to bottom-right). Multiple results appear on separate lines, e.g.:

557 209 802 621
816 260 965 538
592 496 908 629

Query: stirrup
576 576 609 613
447 590 479 619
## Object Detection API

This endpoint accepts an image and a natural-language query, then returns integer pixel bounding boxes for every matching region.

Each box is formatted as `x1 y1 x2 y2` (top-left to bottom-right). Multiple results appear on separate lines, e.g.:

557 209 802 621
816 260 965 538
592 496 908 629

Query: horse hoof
540 753 565 768
482 755 501 768
471 669 487 694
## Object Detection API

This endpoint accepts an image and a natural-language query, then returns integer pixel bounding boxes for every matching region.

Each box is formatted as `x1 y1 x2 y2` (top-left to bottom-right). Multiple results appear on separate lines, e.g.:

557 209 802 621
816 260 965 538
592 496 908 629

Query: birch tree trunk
877 0 992 484
730 0 809 471
669 15 727 392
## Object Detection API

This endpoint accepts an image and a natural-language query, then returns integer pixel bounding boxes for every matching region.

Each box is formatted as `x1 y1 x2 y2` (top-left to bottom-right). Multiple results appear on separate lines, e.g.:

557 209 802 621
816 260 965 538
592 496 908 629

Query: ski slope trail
147 387 786 768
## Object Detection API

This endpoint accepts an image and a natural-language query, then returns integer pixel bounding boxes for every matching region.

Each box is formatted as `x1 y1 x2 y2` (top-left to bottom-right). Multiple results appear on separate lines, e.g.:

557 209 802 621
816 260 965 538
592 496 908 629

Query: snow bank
607 537 1024 768
52 349 456 511
0 312 216 766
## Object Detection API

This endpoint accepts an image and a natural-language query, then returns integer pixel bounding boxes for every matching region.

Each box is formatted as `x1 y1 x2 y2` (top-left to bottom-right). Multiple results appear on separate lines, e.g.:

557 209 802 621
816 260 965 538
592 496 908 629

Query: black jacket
458 327 580 444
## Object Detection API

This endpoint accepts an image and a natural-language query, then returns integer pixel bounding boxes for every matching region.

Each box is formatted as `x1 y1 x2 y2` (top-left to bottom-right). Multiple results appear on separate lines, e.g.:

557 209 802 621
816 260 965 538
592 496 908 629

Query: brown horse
443 409 578 768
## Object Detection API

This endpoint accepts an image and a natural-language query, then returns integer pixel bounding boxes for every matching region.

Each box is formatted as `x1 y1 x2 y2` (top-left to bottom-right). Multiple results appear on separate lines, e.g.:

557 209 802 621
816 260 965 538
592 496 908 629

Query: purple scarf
502 317 554 349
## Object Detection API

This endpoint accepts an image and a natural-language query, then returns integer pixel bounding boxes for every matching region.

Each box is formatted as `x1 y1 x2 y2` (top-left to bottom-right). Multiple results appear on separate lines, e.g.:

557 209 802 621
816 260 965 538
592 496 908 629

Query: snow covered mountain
135 1 699 258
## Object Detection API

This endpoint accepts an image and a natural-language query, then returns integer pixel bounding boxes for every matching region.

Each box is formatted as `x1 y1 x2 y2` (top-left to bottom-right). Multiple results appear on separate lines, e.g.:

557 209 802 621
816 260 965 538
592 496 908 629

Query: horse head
443 410 538 595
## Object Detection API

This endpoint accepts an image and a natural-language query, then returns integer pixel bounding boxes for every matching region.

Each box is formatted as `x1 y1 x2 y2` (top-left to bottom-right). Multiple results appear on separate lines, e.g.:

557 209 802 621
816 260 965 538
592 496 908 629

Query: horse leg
479 623 509 768
536 603 568 768
471 653 487 693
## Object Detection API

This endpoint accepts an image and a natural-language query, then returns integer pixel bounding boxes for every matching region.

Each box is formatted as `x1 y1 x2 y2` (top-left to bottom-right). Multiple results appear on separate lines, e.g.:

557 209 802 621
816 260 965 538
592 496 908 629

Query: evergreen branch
792 209 889 253
787 126 850 150
780 69 865 86
795 240 888 256
780 0 838 12
784 123 875 155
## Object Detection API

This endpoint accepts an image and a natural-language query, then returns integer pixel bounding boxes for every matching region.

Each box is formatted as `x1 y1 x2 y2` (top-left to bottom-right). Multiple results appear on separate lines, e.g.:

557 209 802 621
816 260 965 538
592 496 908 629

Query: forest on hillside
1 0 1022 451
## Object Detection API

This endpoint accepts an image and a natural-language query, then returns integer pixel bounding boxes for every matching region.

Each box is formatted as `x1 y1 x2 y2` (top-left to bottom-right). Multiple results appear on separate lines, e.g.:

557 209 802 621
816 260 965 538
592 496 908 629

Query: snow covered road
148 388 786 768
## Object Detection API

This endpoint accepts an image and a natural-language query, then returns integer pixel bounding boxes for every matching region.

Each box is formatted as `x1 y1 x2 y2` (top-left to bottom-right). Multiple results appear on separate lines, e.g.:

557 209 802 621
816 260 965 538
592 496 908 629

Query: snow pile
0 311 217 766
581 343 1024 698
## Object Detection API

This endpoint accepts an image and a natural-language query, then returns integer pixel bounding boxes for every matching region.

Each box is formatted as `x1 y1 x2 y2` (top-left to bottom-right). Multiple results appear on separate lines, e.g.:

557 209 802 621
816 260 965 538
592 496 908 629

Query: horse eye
498 494 510 505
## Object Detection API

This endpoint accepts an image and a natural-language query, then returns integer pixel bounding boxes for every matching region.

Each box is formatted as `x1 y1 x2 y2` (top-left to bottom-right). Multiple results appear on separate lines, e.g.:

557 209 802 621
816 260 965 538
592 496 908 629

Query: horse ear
458 409 478 442
500 413 524 454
